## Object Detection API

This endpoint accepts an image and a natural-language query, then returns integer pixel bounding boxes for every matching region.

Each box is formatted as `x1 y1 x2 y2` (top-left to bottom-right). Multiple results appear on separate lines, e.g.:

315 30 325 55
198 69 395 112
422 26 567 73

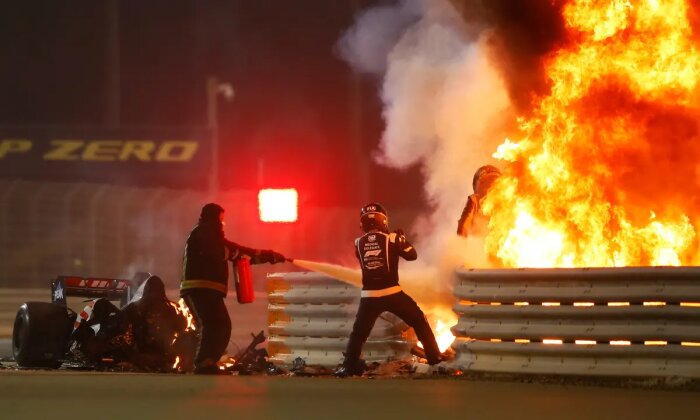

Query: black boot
334 359 365 378
194 359 230 375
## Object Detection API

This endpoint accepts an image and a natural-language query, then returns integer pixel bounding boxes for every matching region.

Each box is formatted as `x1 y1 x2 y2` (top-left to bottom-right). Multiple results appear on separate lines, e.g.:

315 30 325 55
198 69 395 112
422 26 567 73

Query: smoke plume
338 0 564 306
453 0 568 112
336 0 424 75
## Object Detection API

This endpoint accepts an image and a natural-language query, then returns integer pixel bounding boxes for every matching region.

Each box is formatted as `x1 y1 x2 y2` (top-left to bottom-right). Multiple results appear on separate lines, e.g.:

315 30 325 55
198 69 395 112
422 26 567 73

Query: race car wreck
12 273 198 372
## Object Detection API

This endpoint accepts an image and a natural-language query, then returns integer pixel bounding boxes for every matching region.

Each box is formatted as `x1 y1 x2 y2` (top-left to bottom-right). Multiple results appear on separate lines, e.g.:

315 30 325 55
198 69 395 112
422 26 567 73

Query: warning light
258 188 298 223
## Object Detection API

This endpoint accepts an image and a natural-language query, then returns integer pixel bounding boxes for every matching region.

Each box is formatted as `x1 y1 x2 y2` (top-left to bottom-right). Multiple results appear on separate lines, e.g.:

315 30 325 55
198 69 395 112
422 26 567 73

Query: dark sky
0 0 424 208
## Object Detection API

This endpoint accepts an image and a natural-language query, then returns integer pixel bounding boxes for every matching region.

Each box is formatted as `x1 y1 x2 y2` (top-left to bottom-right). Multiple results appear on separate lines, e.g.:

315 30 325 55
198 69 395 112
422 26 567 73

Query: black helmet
199 203 224 223
360 202 389 233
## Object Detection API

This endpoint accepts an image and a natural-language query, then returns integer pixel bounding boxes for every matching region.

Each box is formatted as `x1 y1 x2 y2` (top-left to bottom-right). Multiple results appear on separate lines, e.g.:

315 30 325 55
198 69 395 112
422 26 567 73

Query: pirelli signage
2 139 199 162
0 126 211 189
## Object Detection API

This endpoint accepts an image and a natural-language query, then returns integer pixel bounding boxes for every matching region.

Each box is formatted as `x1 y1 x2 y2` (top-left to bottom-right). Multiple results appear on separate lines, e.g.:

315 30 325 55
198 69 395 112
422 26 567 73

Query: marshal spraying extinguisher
233 257 254 304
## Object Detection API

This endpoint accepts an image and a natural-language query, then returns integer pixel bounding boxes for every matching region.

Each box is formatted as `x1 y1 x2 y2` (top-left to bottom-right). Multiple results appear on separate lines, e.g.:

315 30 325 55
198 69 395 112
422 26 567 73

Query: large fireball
486 0 700 268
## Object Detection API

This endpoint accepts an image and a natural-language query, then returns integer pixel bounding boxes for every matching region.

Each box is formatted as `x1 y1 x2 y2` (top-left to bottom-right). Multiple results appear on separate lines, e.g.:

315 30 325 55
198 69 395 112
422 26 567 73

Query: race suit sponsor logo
362 240 384 270
366 261 384 269
363 249 381 258
368 234 376 242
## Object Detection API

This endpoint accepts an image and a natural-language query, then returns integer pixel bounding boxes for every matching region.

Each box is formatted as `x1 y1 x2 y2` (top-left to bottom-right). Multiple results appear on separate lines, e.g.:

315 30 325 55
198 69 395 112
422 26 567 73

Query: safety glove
260 250 286 264
270 251 286 264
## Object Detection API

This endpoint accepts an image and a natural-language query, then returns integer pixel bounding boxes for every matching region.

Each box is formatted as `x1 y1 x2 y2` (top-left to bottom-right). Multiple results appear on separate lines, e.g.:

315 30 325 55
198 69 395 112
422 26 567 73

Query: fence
267 271 415 367
451 266 700 378
0 289 47 337
0 179 400 290
0 180 210 289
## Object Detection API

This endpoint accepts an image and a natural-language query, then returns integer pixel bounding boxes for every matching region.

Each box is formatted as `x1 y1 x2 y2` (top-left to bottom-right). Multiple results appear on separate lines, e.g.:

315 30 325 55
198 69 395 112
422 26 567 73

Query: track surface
3 292 699 419
0 369 697 420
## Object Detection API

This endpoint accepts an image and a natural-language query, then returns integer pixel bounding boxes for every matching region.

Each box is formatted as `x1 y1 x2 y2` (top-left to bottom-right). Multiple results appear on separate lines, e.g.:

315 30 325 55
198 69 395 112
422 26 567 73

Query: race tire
12 302 72 368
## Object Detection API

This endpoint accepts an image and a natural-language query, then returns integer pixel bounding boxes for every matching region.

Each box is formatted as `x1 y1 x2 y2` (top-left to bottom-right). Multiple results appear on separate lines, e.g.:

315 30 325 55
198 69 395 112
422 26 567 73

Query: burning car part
218 331 273 375
13 273 198 372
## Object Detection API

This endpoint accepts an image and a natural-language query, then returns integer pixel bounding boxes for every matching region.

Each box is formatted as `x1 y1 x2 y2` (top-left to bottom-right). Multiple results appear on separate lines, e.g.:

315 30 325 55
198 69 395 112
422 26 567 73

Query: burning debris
217 331 274 375
68 277 198 373
283 355 459 378
68 291 278 375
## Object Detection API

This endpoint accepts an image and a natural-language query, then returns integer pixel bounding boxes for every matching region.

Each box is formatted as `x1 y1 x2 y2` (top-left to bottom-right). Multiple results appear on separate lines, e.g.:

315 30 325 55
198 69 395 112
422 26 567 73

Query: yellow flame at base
417 308 457 353
170 298 196 331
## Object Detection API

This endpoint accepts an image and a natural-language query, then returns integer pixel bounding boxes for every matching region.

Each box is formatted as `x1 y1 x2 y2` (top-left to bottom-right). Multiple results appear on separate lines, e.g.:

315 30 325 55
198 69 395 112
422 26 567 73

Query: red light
258 188 298 223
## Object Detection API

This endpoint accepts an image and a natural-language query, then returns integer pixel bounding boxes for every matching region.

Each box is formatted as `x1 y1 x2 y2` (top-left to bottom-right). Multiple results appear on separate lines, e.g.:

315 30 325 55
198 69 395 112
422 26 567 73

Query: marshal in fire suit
181 203 285 374
337 203 442 377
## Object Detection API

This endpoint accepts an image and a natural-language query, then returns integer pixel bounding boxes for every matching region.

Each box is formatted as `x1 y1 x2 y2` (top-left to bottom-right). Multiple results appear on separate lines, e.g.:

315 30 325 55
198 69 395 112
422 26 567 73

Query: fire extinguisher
233 257 254 304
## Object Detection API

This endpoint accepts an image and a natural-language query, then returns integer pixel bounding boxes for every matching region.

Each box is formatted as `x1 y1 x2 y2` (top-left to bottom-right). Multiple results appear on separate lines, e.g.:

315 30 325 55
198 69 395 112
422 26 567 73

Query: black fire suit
343 230 442 369
180 211 283 373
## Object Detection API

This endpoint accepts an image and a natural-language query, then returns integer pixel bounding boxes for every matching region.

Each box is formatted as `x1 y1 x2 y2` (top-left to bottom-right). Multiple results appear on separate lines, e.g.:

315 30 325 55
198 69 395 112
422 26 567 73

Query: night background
0 0 425 208
3 1 700 411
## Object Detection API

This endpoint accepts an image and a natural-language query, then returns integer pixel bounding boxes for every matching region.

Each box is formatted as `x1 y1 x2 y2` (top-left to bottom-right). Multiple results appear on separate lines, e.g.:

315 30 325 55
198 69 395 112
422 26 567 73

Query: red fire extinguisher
233 258 254 304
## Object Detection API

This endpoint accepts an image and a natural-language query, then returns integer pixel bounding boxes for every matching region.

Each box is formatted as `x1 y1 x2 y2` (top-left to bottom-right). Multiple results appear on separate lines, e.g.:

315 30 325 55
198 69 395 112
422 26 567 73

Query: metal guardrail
0 179 208 288
451 266 700 378
267 272 415 367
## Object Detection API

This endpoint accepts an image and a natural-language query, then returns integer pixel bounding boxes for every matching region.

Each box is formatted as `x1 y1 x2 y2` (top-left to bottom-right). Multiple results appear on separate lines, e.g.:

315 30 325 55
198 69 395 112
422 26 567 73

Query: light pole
105 0 120 126
206 76 234 199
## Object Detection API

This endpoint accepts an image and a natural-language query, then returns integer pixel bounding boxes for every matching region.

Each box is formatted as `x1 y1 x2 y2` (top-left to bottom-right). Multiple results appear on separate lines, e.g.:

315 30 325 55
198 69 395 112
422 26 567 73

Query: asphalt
0 338 10 359
0 369 698 420
3 334 699 419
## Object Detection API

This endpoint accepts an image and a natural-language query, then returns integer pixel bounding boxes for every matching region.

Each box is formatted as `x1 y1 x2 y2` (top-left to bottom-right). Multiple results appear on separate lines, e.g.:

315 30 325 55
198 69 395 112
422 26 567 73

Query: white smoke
336 0 424 75
338 0 514 306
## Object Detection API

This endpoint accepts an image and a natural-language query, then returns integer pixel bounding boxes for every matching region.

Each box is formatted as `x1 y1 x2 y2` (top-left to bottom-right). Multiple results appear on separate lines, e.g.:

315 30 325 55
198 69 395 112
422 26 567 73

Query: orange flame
170 298 196 331
485 0 700 267
418 308 457 353
433 319 457 353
